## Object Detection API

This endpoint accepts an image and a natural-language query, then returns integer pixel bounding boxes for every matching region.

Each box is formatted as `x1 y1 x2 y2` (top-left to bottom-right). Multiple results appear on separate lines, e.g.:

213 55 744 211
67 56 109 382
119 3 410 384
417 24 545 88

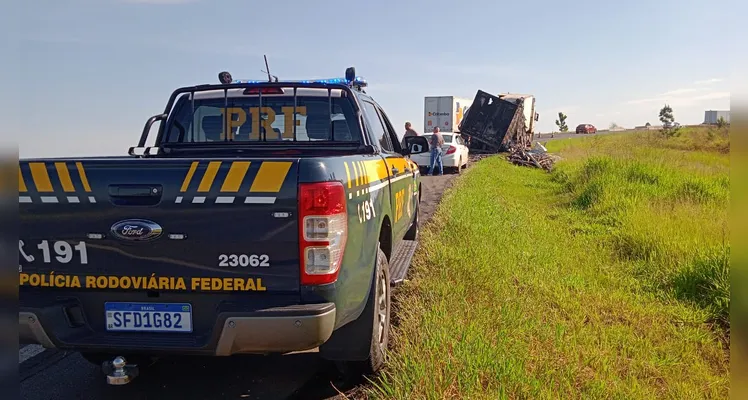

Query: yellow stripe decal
75 162 92 192
343 162 352 189
197 161 222 192
360 161 368 184
352 161 361 186
18 166 27 192
180 161 199 192
220 161 251 192
250 161 292 193
54 162 75 192
29 162 53 192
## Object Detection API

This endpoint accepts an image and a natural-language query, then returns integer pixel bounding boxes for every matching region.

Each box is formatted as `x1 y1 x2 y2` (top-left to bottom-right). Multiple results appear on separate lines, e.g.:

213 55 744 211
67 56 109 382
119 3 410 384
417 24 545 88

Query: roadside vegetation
368 126 729 399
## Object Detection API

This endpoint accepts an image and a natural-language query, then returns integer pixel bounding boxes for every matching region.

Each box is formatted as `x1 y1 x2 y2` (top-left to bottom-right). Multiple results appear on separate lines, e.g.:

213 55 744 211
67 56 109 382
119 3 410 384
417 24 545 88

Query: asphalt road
534 130 626 141
19 172 461 400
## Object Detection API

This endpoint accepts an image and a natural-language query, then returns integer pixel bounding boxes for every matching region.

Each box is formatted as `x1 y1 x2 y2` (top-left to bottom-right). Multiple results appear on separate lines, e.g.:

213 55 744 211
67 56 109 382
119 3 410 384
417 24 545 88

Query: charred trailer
457 90 533 153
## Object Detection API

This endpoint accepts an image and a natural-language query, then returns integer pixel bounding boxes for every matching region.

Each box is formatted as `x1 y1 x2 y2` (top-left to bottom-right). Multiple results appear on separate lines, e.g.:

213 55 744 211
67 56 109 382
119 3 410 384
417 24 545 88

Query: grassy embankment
367 126 730 399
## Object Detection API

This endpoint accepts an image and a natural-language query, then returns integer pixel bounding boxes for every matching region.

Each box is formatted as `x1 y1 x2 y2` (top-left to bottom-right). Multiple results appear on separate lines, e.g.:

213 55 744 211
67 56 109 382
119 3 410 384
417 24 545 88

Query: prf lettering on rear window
220 106 308 140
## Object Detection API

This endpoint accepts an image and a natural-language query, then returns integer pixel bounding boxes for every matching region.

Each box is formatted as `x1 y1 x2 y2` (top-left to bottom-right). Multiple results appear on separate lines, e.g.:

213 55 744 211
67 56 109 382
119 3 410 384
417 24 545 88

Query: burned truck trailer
458 90 536 153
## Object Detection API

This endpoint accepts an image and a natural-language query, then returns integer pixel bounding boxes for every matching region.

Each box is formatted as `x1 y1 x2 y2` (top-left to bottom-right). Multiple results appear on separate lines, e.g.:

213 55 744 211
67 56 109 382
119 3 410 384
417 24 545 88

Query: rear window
423 134 453 143
164 89 361 143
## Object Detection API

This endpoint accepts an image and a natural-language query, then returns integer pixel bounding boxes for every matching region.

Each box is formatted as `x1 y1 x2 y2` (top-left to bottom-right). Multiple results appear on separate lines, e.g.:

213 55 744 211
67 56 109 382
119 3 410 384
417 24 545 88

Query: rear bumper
19 303 336 356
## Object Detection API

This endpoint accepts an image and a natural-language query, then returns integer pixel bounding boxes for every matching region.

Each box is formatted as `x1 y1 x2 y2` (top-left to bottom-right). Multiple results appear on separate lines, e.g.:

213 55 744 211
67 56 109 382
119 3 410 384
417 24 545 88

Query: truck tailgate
19 157 301 348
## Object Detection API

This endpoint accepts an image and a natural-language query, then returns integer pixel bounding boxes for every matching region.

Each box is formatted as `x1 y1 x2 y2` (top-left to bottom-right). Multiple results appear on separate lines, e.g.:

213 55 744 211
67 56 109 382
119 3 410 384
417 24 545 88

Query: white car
409 132 469 174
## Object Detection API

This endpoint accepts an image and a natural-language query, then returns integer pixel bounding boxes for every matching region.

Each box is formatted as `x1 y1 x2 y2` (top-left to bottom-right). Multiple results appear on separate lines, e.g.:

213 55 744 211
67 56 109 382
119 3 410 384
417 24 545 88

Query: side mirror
403 136 430 155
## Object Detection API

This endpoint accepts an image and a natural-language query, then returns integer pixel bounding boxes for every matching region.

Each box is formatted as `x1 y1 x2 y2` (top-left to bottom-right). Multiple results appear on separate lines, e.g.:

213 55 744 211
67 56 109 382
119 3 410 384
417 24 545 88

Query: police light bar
219 67 367 88
229 77 367 87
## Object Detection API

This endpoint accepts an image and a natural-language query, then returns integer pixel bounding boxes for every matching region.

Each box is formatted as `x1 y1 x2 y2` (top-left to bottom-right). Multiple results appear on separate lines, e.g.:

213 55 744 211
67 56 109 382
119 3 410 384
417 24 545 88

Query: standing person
427 127 445 176
402 121 418 148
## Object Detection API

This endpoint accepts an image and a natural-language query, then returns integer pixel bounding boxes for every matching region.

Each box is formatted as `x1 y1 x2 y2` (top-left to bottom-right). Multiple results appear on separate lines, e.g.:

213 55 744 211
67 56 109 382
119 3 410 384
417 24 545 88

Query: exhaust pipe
103 356 139 385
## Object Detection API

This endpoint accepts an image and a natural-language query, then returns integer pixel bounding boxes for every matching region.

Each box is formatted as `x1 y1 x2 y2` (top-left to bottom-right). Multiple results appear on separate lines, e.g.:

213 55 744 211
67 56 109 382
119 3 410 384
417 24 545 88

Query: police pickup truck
18 67 430 384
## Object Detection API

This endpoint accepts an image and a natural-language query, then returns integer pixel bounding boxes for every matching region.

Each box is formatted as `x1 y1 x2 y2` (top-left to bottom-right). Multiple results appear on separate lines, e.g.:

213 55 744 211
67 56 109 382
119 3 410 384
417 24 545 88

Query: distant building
704 110 730 124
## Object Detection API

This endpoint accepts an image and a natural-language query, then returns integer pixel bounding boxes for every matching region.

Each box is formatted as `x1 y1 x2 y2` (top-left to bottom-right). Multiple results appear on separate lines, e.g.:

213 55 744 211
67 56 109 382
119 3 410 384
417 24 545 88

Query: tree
645 122 651 127
555 112 568 132
659 104 674 125
609 122 622 130
658 104 678 137
717 116 728 128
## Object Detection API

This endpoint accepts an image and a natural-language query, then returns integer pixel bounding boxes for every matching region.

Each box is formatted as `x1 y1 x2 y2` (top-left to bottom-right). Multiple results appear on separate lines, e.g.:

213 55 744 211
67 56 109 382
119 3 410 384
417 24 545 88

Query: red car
576 124 597 134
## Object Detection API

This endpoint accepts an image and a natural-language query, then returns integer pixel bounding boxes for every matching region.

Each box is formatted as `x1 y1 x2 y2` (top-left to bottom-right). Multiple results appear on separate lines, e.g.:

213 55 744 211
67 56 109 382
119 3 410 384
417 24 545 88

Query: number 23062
218 254 270 268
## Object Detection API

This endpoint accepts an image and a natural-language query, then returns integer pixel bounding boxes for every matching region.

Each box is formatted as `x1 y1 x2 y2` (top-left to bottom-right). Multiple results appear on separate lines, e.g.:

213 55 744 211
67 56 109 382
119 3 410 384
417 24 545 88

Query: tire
336 246 391 376
404 202 419 241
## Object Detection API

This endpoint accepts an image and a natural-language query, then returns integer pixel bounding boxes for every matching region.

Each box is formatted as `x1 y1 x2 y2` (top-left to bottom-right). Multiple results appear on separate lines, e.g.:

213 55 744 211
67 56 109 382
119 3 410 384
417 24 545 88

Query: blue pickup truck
18 68 430 384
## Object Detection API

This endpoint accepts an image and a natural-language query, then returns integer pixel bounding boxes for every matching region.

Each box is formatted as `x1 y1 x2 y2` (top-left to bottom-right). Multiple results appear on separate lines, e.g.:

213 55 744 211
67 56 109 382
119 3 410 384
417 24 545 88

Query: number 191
38 240 88 264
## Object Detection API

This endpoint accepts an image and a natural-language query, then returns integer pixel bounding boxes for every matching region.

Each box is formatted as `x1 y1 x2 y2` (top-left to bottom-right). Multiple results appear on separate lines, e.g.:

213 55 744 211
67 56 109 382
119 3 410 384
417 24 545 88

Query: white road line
66 196 80 203
19 345 45 364
19 196 32 203
175 196 183 204
40 196 58 203
192 196 206 204
88 196 96 203
215 196 235 204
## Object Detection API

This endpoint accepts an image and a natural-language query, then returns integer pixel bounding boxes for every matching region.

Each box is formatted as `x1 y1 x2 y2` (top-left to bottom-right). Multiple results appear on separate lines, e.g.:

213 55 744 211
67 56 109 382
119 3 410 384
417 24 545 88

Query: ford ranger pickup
18 67 430 384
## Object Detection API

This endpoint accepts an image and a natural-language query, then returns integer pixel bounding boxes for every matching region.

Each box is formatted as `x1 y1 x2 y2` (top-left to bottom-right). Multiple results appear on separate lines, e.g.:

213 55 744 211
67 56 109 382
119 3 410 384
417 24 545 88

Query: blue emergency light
221 67 367 88
230 77 367 87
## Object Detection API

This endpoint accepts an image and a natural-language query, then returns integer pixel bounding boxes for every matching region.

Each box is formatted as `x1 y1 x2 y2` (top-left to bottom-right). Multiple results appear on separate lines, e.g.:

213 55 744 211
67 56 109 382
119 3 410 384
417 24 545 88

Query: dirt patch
418 173 460 226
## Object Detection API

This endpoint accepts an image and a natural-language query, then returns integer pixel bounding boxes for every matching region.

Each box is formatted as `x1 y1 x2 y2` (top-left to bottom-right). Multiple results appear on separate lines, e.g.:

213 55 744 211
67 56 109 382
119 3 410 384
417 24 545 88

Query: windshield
164 90 361 143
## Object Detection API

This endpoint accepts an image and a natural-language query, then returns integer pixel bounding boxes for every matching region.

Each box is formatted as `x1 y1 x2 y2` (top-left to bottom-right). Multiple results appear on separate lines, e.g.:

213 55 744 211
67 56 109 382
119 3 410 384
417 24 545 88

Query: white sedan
409 133 469 174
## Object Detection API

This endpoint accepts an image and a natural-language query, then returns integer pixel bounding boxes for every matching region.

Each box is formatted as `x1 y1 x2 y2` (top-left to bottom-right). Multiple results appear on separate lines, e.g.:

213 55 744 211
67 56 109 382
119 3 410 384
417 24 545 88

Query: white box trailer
423 96 473 133
498 93 537 135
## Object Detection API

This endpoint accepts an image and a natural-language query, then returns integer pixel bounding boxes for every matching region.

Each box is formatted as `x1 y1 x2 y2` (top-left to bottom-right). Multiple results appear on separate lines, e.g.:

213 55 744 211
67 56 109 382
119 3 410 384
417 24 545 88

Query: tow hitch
103 356 139 385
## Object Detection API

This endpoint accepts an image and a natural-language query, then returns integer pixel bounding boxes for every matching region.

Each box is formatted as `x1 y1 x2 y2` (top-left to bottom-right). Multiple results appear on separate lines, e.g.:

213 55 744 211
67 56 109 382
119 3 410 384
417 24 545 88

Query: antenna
261 55 278 82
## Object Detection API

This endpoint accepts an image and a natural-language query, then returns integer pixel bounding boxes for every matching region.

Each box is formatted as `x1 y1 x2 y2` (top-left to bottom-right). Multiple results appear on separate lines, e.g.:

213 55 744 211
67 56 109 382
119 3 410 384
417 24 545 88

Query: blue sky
4 0 736 158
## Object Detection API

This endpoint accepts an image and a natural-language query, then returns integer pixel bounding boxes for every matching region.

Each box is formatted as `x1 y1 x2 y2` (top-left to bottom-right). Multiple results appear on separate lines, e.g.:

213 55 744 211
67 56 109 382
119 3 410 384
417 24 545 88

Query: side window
376 107 401 153
361 101 394 153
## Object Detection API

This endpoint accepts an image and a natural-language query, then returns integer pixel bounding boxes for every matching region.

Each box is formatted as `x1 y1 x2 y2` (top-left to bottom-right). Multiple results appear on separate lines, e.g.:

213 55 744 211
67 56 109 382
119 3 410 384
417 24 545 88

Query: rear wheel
336 246 391 376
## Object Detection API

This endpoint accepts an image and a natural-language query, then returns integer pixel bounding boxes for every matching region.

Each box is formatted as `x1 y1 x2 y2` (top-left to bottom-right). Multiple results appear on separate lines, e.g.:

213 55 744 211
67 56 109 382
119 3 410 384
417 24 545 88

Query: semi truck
423 96 473 133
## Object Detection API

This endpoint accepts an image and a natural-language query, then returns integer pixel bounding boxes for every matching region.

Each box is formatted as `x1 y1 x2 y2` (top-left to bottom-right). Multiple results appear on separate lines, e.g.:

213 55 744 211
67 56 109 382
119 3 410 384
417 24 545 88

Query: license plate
105 302 192 333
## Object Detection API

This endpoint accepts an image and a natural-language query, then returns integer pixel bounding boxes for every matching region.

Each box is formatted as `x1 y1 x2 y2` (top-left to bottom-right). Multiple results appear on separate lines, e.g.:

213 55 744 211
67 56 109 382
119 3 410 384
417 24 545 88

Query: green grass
366 126 729 399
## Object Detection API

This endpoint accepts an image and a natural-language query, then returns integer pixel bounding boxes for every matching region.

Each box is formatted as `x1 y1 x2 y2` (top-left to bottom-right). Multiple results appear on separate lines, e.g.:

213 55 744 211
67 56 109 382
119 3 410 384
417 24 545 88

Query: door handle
391 167 399 175
109 184 163 206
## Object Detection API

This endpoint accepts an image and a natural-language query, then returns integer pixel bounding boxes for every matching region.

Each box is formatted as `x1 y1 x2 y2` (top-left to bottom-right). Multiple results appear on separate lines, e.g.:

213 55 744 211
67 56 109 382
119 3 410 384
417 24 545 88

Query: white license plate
105 302 192 333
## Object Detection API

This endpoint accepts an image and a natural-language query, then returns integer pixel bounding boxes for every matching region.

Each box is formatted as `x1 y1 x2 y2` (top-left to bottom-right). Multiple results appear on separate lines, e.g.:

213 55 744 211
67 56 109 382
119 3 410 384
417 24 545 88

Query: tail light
298 181 348 285
446 145 456 155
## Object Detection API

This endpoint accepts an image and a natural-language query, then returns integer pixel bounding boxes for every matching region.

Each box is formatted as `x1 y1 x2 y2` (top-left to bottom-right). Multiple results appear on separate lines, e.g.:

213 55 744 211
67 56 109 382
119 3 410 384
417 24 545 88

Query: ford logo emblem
110 219 163 242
